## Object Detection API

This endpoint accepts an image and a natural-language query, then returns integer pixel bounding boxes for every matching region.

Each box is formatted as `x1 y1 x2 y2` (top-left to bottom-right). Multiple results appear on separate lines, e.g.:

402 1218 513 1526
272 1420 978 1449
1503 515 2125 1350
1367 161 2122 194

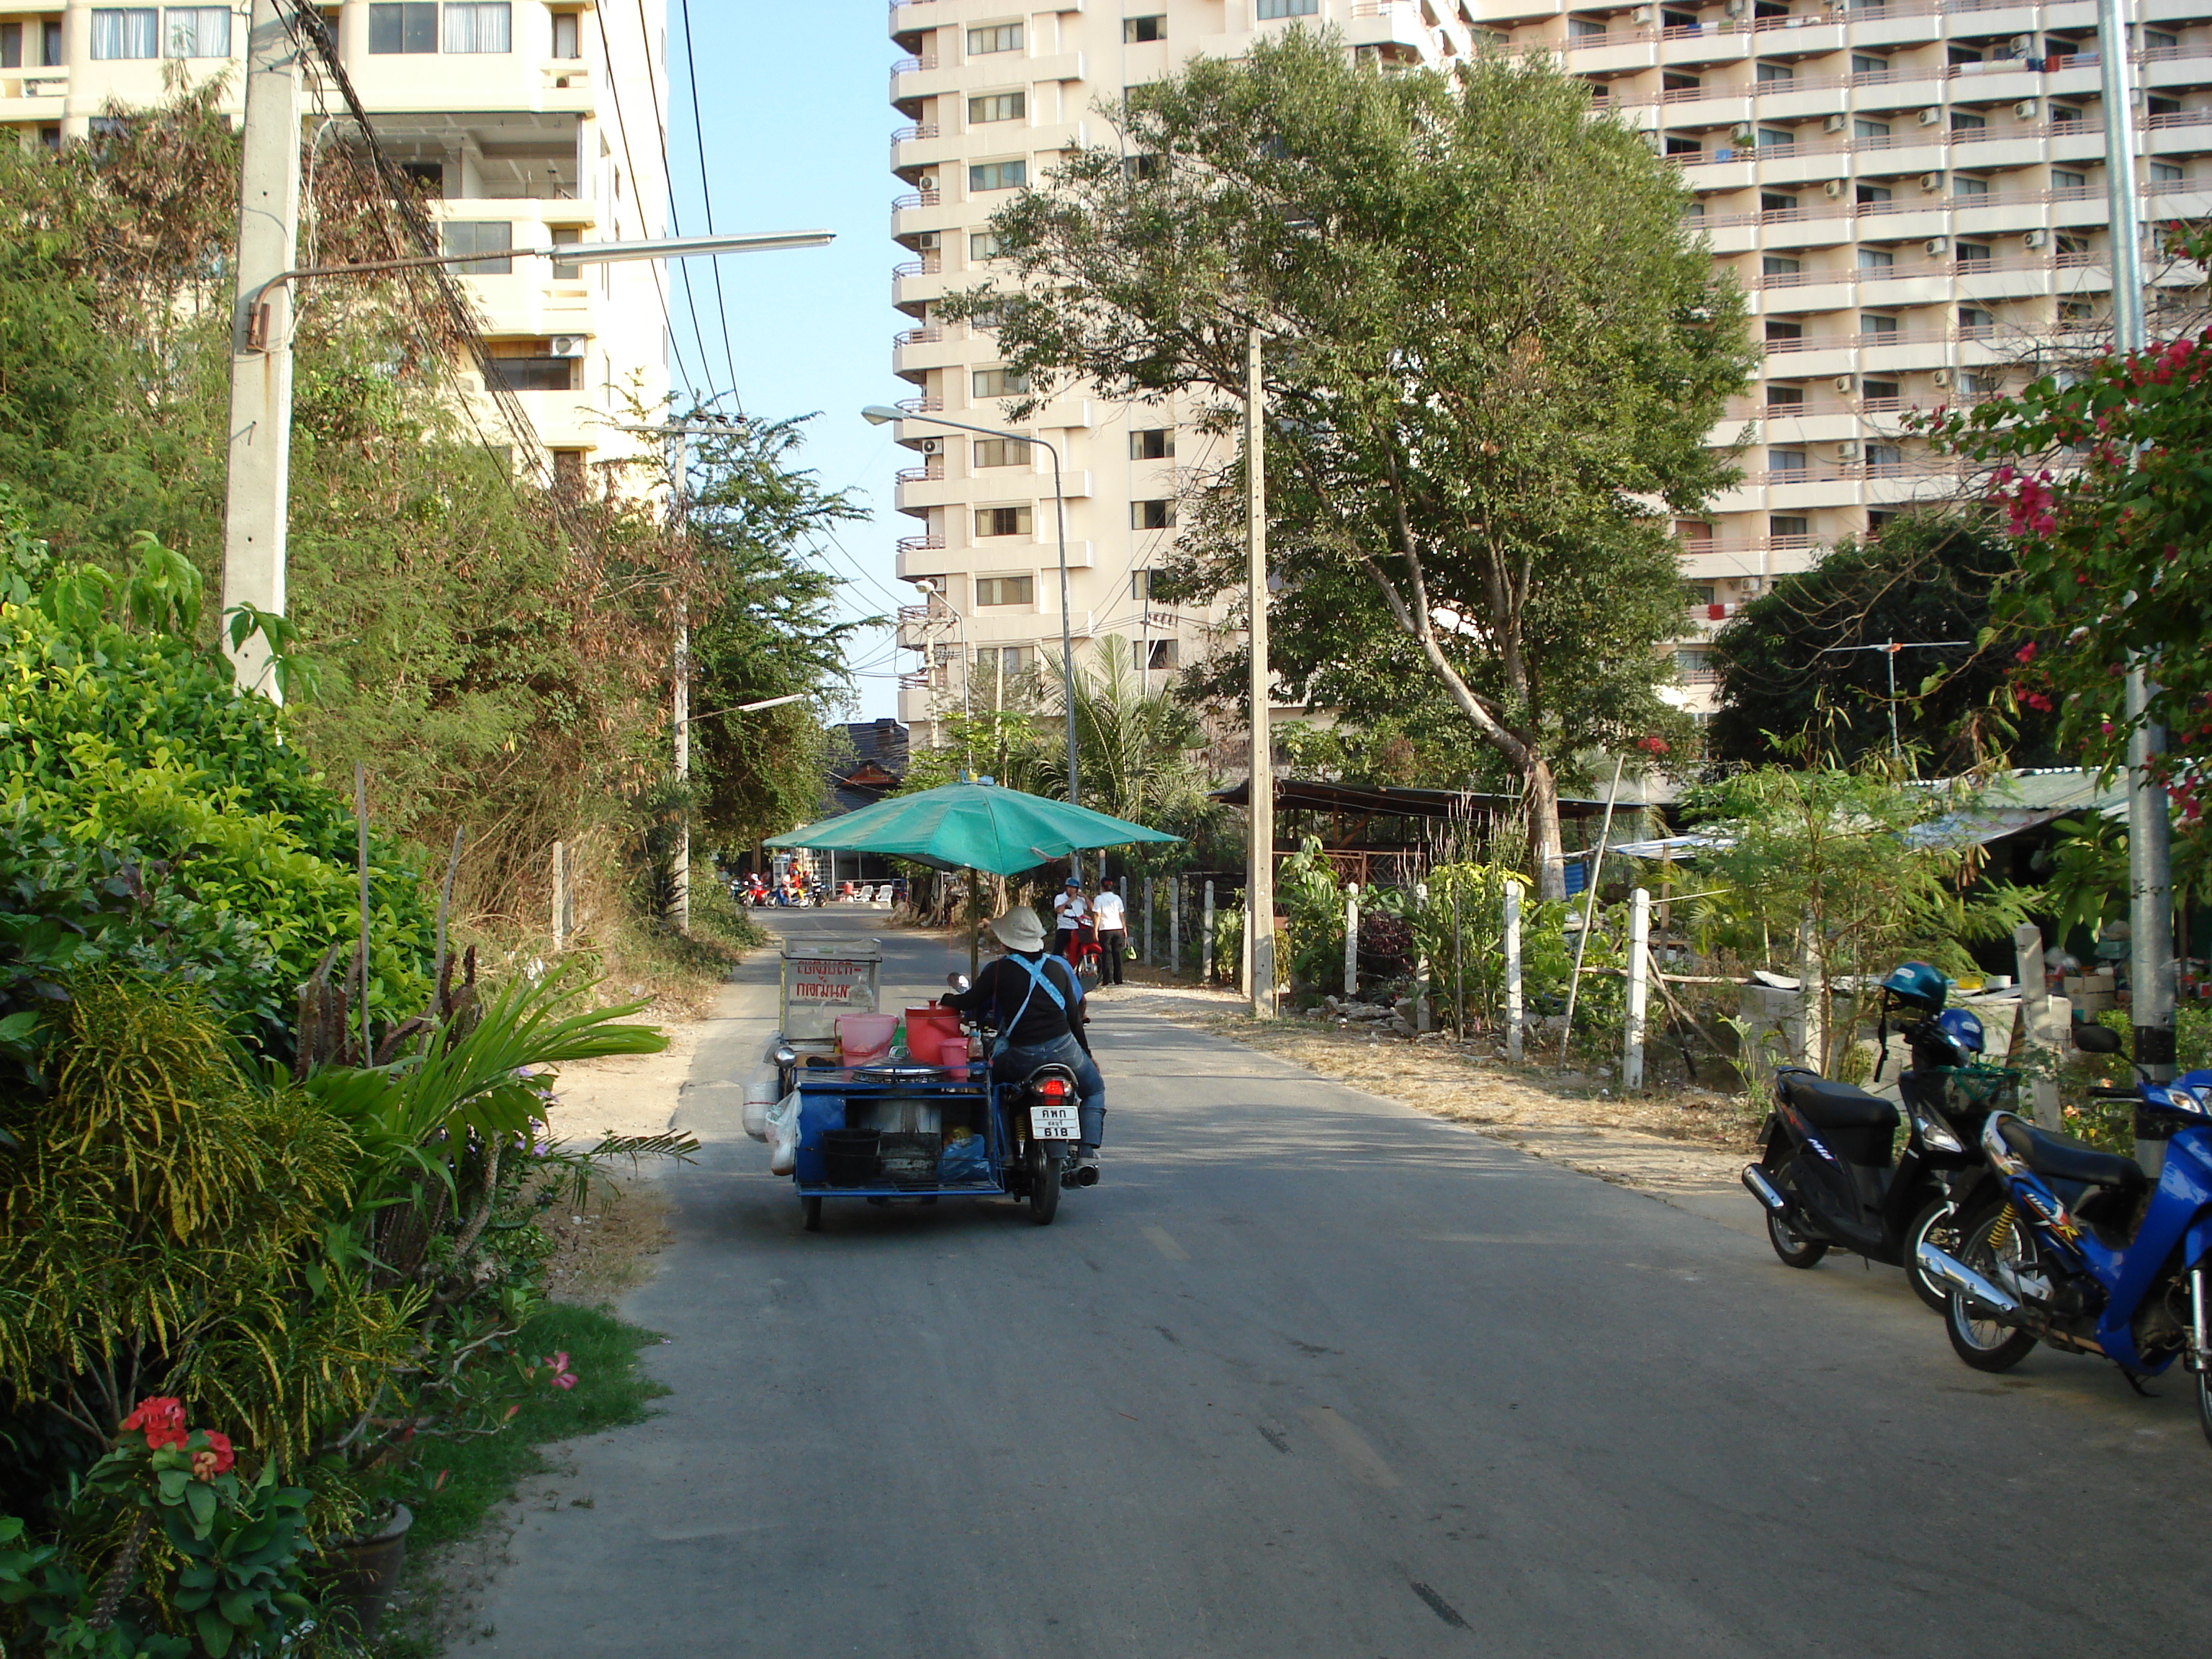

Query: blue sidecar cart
788 1055 1082 1231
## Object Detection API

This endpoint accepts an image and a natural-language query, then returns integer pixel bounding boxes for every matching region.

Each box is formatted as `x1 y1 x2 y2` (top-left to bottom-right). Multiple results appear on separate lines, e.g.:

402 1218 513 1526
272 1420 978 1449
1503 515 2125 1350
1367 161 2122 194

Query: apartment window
968 22 1022 54
1674 521 1714 544
1568 16 1607 37
1861 379 1900 403
1858 247 1894 269
91 9 158 58
976 644 1031 676
1951 111 1985 132
1665 135 1701 156
552 11 580 58
1954 176 1988 197
1855 119 1890 140
1755 62 1793 83
1851 53 1886 73
550 225 583 279
2152 161 2185 184
1257 0 1321 17
1765 385 1804 408
2146 29 2178 50
484 346 577 392
1770 448 1809 474
972 366 1028 398
1959 306 1993 330
1948 45 1981 66
2054 168 2087 192
975 571 1035 602
369 2 438 52
443 220 513 275
1955 242 1991 264
1857 184 1892 204
163 7 230 56
0 17 58 66
1770 515 1809 540
1130 428 1174 460
1758 127 1794 150
2051 107 2082 125
1675 647 1714 680
1762 255 1801 278
1131 570 1155 600
1146 639 1179 670
1132 499 1176 530
970 160 1028 192
1125 16 1165 42
1861 313 1897 336
37 123 59 149
1761 192 1797 215
1765 320 1802 343
1866 444 1902 468
969 91 1026 125
1663 72 1700 94
2149 97 2182 119
968 230 1002 261
444 2 509 51
975 510 1034 541
1 24 17 66
974 438 1030 468
1122 152 1162 183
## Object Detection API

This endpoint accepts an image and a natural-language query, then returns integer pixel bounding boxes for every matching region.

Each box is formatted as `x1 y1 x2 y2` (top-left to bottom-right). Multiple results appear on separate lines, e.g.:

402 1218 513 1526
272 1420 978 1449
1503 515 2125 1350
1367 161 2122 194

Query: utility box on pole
220 0 302 700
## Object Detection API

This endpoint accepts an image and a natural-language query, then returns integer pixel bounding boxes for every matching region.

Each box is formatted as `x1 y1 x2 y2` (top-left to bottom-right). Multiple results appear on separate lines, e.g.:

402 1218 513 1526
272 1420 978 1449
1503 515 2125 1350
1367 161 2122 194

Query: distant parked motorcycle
1742 962 2010 1309
1918 1022 2212 1447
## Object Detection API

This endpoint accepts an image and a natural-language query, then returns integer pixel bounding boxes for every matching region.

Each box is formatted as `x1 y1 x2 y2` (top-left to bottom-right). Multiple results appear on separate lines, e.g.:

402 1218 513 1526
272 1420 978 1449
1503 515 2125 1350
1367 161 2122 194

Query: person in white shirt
1052 876 1090 963
1090 878 1128 985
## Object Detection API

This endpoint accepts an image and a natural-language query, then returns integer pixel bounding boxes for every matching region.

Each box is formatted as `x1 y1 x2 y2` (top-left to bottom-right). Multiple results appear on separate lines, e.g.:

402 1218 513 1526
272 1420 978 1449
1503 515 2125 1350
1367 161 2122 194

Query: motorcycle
945 971 1097 1219
1917 1022 2212 1446
1741 962 2010 1310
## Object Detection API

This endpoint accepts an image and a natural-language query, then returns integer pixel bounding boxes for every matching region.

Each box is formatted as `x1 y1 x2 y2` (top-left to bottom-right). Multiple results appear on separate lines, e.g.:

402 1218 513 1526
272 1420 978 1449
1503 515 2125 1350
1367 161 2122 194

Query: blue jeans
994 1033 1106 1150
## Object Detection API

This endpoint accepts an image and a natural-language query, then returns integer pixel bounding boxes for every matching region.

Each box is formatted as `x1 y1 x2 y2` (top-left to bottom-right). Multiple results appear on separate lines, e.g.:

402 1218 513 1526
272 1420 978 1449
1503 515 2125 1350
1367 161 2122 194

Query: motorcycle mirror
2072 1024 2123 1056
947 973 972 994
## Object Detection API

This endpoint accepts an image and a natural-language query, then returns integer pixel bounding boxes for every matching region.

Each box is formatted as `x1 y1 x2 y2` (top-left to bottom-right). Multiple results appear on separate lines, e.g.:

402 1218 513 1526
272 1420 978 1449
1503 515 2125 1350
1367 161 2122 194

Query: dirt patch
534 1177 675 1305
1107 982 1763 1196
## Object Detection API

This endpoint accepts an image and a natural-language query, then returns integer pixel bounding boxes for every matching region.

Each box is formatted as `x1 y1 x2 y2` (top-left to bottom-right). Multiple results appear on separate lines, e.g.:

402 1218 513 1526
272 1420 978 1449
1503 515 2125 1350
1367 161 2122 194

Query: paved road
474 912 2212 1655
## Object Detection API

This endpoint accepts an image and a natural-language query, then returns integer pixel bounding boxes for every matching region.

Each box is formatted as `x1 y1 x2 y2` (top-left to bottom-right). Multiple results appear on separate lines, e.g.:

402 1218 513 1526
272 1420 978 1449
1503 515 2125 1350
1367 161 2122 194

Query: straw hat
987 907 1047 952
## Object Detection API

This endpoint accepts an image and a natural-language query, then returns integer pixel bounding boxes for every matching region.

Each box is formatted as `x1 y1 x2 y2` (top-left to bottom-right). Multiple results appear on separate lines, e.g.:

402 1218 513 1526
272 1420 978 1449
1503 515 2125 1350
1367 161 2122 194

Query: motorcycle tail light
1040 1078 1066 1099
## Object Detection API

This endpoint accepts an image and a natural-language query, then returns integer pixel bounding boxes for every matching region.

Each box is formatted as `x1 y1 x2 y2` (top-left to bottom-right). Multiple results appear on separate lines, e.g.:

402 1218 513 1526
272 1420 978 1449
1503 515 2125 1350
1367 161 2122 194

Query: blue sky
661 0 907 721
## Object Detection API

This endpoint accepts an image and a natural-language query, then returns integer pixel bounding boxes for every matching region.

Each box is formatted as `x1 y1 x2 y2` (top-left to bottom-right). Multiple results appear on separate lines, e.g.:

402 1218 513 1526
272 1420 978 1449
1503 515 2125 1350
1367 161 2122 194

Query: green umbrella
765 781 1180 878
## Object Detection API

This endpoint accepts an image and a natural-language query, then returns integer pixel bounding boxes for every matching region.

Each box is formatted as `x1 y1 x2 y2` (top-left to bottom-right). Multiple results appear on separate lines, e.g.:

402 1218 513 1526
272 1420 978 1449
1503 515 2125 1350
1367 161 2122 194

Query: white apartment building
1 1 673 486
884 0 2209 736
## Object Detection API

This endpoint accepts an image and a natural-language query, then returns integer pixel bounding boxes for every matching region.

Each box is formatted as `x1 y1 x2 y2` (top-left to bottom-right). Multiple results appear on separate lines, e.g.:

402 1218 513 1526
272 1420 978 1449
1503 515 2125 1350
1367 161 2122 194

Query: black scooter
1740 1008 2002 1310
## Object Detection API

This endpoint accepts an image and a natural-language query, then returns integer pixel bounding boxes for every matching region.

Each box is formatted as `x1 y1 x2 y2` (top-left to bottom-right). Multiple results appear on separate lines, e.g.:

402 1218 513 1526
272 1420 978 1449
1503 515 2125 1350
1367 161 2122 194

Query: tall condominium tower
886 0 2208 739
2 1 674 485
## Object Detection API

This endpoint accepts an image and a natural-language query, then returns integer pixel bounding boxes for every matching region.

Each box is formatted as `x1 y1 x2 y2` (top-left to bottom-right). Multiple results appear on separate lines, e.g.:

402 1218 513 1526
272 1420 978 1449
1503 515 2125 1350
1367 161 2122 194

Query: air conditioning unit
914 231 941 250
1931 368 1952 390
1834 375 1856 394
1925 235 1949 255
2024 228 2049 248
1917 107 1943 127
1823 179 1845 197
1633 6 1655 22
1837 441 1862 460
1725 0 1748 14
548 335 585 359
1825 113 1849 133
1920 171 1944 192
916 436 941 455
2010 35 2035 58
2015 99 2038 120
919 175 938 192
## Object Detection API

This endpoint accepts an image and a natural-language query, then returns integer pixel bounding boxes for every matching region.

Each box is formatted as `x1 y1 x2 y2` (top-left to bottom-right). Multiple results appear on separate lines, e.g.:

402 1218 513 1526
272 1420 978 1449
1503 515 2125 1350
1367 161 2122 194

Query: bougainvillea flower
122 1398 188 1451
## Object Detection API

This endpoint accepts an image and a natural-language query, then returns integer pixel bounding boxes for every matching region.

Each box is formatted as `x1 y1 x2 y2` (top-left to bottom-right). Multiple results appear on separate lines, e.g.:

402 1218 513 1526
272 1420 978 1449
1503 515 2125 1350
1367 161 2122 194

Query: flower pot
316 1503 412 1635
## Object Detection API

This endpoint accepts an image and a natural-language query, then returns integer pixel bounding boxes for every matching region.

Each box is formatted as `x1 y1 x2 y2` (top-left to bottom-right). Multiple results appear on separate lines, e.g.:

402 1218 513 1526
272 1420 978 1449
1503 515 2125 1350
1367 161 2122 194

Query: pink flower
2015 642 2038 665
121 1398 187 1452
539 1352 579 1391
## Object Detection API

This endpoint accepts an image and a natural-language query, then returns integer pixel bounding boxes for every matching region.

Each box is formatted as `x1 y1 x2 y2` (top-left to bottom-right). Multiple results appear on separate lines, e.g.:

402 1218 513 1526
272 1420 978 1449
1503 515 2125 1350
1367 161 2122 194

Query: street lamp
862 405 1080 817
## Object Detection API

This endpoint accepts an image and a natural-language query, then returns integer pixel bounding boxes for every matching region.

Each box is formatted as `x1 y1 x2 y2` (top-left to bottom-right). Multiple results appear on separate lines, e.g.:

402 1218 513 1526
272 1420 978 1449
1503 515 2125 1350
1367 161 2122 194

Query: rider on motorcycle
940 907 1105 1174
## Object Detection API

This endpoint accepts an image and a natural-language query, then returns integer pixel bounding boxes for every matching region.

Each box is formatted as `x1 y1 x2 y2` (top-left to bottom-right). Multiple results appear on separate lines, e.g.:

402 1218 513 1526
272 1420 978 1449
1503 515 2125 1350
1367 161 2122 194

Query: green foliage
0 520 433 1061
1707 512 2060 774
947 32 1752 889
1683 760 2033 1073
1917 222 2212 814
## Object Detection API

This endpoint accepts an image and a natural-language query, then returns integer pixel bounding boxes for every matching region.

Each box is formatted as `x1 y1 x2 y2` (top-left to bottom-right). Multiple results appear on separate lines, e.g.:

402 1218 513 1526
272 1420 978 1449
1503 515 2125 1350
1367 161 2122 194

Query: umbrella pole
968 866 981 981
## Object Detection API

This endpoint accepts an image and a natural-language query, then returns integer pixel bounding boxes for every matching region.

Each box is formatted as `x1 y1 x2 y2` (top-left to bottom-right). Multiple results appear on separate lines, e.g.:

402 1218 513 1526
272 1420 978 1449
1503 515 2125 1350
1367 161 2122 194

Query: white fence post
1413 881 1433 1032
1504 882 1524 1064
1344 882 1361 999
1202 880 1215 985
2015 920 2063 1128
1143 876 1155 967
1624 887 1650 1090
1170 877 1182 979
551 840 568 953
1797 914 1826 1071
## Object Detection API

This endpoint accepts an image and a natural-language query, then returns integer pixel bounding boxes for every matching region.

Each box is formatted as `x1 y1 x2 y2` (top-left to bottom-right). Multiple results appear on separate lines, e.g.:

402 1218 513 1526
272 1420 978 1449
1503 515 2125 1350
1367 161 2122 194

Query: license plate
1029 1103 1078 1141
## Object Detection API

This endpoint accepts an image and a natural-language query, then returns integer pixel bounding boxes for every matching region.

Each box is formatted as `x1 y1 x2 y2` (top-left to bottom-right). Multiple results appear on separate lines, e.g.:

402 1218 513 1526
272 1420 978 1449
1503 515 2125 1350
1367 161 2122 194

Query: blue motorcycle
1917 1023 2212 1447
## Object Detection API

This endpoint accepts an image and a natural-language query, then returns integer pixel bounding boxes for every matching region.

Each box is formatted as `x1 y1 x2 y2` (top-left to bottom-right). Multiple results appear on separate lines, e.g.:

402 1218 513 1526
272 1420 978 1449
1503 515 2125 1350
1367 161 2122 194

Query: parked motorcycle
1742 962 2010 1309
1917 1022 2212 1446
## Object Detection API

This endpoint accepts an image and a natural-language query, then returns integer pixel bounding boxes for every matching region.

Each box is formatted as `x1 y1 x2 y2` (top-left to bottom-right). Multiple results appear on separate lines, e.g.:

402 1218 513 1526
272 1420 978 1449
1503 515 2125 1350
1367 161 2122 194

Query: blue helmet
1881 961 1948 1014
1933 1008 1985 1065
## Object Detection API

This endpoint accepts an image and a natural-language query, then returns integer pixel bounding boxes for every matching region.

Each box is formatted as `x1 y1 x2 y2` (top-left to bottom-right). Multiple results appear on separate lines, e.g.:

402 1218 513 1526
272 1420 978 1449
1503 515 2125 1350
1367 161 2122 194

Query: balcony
891 189 943 212
891 253 941 279
891 55 938 79
896 534 946 557
890 122 940 146
894 460 946 485
896 393 943 415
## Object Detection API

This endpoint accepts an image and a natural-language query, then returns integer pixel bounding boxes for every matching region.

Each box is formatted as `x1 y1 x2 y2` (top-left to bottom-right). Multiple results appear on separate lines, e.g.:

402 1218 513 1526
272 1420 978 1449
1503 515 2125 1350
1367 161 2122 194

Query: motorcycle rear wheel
1026 1141 1061 1226
1905 1197 1962 1313
1766 1205 1829 1269
1945 1202 2040 1372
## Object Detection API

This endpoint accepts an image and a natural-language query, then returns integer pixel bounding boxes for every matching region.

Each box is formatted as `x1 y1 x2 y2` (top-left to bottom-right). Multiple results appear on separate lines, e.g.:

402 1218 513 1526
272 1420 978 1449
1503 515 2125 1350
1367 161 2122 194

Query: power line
675 0 742 403
624 0 719 398
594 8 701 399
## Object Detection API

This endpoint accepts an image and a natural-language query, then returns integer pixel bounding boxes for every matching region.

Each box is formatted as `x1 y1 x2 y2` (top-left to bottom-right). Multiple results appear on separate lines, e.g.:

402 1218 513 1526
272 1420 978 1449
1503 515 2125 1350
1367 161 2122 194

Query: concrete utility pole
2096 0 2178 1151
1245 325 1277 1018
220 0 303 699
1817 639 1972 768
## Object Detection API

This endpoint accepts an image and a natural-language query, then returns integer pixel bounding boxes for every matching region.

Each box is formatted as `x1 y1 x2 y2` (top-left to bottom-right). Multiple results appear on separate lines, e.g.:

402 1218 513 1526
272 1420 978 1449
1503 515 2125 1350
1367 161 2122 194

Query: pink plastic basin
837 1012 899 1065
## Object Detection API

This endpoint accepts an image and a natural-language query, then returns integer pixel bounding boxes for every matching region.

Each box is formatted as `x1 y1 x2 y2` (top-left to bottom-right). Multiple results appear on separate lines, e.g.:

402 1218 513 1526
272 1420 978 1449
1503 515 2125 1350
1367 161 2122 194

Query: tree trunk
1527 757 1567 902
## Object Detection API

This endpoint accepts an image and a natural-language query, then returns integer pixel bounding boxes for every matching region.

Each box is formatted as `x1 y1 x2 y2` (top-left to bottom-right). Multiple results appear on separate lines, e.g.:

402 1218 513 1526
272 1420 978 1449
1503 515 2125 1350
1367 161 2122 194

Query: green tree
1707 512 2061 773
944 32 1754 896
